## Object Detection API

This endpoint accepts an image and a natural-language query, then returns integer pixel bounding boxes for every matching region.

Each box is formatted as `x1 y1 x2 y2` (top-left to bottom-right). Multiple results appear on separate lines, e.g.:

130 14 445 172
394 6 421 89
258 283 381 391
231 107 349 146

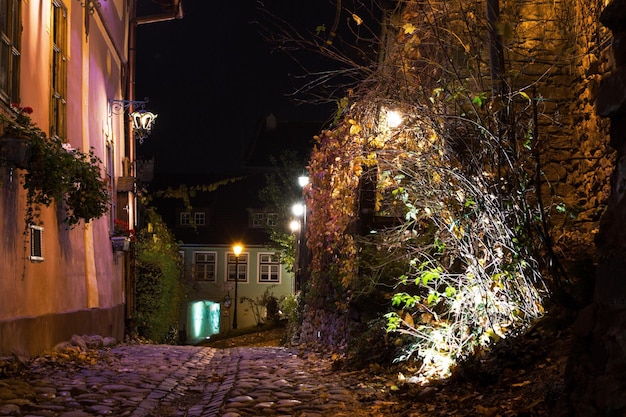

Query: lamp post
292 175 310 292
232 244 243 330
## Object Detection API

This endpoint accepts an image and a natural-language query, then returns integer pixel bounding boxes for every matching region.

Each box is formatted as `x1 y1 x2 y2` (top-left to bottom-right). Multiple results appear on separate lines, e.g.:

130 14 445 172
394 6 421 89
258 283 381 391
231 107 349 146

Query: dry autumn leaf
403 23 416 34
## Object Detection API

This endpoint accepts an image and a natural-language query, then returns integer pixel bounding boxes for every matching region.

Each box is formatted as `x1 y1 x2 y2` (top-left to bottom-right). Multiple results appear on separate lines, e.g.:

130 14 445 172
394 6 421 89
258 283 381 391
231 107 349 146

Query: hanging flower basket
2 104 109 228
111 236 131 252
0 136 32 169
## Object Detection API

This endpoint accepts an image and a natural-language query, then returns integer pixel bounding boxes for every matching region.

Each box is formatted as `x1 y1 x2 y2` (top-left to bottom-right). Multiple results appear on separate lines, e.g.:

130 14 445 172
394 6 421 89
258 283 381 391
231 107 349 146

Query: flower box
111 236 131 252
0 136 32 169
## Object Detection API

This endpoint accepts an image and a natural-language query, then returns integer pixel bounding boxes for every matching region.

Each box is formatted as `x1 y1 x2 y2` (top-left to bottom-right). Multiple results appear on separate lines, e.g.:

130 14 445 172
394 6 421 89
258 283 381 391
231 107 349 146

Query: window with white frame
252 212 264 228
250 212 278 228
258 253 280 283
194 211 205 226
265 213 278 227
180 211 206 227
193 251 216 281
180 212 191 226
28 225 44 262
227 253 247 282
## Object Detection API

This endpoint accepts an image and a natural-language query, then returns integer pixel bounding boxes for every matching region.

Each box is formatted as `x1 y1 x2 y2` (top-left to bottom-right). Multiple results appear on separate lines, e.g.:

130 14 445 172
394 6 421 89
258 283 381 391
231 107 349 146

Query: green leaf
427 292 439 306
444 286 456 297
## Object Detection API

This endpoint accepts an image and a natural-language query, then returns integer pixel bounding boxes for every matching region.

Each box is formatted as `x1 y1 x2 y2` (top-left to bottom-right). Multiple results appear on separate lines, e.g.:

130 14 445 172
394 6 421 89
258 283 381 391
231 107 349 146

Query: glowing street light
289 219 301 233
232 243 243 330
298 175 309 188
292 202 305 217
130 110 157 144
109 98 158 144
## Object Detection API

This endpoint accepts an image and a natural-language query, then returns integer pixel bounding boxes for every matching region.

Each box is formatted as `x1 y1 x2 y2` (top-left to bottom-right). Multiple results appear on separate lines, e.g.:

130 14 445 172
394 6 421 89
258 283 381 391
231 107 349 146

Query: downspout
124 0 183 328
127 0 184 168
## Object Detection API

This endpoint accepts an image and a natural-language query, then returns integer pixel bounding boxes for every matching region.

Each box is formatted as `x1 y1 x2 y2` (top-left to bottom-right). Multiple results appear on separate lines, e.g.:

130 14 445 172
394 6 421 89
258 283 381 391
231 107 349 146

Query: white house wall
180 244 295 342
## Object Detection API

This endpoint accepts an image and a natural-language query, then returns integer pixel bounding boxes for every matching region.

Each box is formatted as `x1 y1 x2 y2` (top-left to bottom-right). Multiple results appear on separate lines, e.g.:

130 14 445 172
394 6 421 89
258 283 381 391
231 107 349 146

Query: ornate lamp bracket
109 98 157 144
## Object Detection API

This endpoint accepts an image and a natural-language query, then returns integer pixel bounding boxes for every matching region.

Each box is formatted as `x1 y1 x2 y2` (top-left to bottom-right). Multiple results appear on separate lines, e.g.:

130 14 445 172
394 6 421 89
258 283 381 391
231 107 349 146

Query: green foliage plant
0 105 109 227
240 286 280 326
302 0 550 383
134 207 184 344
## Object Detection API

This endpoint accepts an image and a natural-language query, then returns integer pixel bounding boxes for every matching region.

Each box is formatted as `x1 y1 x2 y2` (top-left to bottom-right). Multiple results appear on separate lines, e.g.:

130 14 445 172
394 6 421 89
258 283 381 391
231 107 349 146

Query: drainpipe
124 0 183 329
127 0 184 167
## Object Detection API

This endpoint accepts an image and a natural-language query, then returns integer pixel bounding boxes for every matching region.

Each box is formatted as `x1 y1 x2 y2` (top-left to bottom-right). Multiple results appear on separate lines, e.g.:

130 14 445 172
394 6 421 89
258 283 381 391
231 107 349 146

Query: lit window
227 253 247 282
193 252 216 281
259 253 279 282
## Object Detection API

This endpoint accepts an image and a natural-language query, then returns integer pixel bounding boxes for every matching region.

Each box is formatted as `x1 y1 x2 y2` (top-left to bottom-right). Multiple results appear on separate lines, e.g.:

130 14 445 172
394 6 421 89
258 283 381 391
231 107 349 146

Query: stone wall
560 1 626 415
296 305 358 353
299 0 613 354
506 0 612 276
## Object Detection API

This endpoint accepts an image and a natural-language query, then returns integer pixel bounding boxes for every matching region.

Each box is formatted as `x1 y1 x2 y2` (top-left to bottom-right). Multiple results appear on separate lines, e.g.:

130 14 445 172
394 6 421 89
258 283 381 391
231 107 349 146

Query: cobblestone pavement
0 344 371 417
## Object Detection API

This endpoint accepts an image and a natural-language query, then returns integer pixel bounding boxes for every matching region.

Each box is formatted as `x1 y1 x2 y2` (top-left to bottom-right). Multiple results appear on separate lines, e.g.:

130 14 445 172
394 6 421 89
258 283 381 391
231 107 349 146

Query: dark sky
134 1 338 176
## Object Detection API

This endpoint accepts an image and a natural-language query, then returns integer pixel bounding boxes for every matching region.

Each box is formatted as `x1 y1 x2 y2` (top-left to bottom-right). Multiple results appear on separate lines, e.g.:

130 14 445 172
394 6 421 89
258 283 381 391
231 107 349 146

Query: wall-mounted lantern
109 98 158 144
130 110 158 143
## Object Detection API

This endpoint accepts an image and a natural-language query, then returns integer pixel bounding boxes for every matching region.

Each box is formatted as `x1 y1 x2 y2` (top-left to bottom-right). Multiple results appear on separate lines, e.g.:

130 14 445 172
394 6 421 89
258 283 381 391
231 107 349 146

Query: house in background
175 175 294 343
149 114 326 344
0 0 181 356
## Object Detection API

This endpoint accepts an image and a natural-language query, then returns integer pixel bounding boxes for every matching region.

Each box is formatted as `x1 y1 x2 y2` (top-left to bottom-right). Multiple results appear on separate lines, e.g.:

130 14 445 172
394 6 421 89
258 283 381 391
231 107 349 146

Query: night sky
134 1 338 176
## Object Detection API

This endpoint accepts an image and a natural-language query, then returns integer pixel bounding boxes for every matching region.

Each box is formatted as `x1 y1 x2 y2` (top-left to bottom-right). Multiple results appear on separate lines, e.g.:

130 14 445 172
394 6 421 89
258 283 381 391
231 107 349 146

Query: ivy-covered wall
298 0 612 358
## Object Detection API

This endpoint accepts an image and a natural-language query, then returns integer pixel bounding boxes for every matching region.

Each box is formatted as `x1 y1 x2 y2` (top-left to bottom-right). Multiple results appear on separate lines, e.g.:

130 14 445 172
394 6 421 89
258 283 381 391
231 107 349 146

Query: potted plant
111 219 135 252
1 104 110 228
0 105 35 169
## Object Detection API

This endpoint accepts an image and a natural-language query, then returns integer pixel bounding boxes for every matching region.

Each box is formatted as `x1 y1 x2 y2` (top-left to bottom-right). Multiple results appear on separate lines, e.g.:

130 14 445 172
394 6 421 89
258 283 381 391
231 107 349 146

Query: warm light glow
131 110 157 131
292 203 305 217
232 244 243 257
298 175 309 188
387 110 403 128
289 219 301 233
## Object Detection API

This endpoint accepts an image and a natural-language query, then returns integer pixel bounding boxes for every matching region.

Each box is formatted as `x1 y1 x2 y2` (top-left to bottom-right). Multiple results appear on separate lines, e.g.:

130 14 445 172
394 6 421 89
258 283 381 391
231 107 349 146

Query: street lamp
293 175 310 292
232 243 243 330
289 219 301 233
109 98 158 144
298 175 309 188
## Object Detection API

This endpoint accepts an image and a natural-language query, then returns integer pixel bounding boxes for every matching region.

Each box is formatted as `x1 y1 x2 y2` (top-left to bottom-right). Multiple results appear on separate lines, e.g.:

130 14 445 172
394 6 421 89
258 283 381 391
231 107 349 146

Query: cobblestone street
0 323 573 417
0 343 369 417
